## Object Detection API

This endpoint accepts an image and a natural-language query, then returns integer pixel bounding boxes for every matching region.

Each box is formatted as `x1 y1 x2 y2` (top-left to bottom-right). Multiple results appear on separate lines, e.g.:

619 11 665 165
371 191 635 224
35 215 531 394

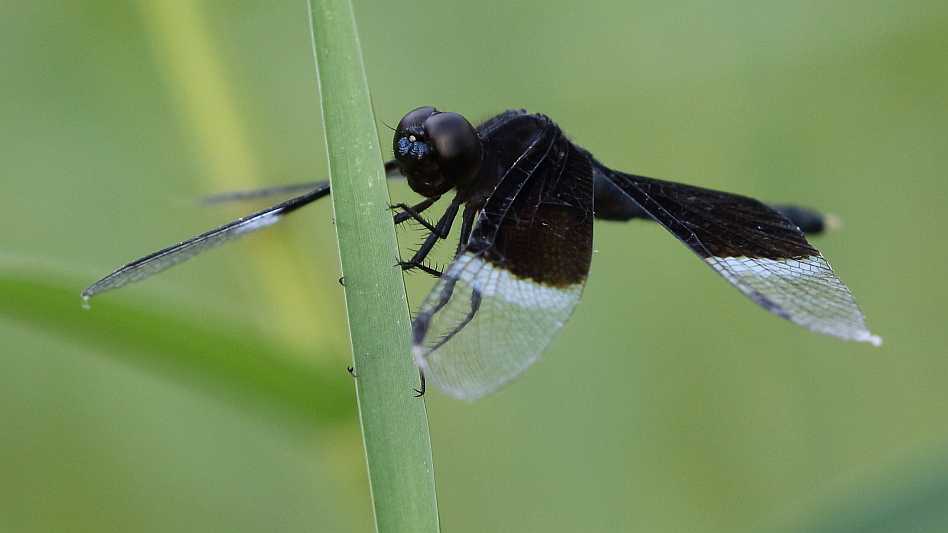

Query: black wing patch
82 184 330 303
412 120 595 400
598 167 880 345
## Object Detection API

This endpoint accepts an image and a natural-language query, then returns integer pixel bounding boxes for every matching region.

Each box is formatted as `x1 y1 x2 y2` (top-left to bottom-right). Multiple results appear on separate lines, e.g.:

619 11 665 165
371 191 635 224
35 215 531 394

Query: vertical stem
307 1 440 532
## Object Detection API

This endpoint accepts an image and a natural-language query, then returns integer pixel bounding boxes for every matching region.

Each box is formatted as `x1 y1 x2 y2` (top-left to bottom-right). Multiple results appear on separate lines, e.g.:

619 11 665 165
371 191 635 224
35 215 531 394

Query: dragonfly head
394 106 482 197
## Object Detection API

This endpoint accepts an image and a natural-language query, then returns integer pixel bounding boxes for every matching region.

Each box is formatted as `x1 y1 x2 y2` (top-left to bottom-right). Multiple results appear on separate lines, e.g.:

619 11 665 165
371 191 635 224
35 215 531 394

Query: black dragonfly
83 106 880 400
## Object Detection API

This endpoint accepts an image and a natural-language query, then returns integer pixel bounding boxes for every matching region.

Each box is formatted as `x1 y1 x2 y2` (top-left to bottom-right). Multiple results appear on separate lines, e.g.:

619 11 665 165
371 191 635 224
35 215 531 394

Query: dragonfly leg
413 369 426 397
397 197 462 277
392 196 441 230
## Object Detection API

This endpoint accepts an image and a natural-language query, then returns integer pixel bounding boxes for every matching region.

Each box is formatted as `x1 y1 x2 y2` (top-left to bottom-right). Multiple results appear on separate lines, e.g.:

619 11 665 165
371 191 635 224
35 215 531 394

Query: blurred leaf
778 458 948 533
0 268 354 430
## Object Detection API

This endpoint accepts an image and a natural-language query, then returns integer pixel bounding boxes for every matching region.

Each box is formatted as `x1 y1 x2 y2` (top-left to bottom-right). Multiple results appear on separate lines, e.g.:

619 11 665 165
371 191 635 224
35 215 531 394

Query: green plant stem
308 1 440 532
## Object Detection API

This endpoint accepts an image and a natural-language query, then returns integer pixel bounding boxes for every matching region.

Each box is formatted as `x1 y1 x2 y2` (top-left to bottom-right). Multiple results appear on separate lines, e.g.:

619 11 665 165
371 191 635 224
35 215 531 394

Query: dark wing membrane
82 183 330 303
593 171 831 235
412 122 595 400
200 181 329 205
597 167 880 345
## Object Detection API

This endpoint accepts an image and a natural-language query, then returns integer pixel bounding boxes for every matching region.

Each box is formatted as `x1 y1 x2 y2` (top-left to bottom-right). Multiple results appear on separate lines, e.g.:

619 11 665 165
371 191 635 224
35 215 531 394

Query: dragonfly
83 106 881 400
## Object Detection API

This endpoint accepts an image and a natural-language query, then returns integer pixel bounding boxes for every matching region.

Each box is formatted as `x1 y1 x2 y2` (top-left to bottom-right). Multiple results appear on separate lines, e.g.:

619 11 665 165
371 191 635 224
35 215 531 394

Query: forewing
82 184 330 302
412 128 595 400
200 181 329 205
601 169 880 345
199 161 401 205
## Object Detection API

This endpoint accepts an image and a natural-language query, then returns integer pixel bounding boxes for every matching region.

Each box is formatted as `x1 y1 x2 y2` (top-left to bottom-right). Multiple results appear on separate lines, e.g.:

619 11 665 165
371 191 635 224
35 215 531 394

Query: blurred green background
2 1 947 532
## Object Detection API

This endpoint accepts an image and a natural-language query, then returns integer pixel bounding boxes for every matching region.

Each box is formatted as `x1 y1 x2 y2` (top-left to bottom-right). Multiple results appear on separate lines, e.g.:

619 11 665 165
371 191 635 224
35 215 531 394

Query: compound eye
393 106 450 197
396 134 431 160
396 106 438 133
423 112 482 185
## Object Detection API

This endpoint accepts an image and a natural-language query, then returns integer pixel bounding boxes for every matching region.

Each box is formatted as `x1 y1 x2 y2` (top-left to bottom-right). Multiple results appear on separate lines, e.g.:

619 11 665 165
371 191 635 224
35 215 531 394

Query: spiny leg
412 275 460 346
397 196 462 276
427 288 483 354
413 369 426 397
402 260 444 278
412 283 483 394
392 196 441 229
454 205 477 257
403 198 470 396
397 231 445 277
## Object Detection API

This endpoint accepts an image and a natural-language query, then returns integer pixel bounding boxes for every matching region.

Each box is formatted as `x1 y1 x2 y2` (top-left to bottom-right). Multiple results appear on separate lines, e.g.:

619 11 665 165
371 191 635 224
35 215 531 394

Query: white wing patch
413 252 584 400
707 255 882 346
454 255 578 310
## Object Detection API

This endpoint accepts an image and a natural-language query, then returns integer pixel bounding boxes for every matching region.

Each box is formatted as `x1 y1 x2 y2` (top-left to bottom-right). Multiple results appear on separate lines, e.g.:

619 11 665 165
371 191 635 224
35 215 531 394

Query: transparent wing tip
413 345 491 402
824 213 843 232
821 323 882 347
81 277 121 308
80 277 116 306
806 319 882 347
80 290 93 310
856 330 883 347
